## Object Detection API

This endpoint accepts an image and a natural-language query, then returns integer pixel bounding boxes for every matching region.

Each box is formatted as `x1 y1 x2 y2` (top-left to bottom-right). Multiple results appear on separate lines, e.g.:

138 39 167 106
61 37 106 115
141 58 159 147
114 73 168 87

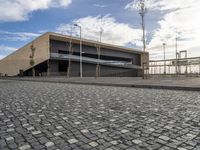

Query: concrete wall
65 61 138 77
100 65 138 77
0 33 50 76
70 62 96 77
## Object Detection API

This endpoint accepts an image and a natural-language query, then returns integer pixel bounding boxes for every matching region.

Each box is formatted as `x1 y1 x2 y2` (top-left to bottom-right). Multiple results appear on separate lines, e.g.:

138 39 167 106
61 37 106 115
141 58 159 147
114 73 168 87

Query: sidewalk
1 76 200 91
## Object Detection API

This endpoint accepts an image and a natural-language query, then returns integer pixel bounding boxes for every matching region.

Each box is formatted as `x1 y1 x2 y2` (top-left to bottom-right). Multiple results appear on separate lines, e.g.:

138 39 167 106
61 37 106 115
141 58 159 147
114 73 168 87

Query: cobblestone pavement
0 80 200 150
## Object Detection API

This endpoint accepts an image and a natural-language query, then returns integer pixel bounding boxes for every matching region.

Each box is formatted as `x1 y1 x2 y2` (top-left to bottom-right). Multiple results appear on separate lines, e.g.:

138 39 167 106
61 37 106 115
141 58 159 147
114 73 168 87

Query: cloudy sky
0 0 199 60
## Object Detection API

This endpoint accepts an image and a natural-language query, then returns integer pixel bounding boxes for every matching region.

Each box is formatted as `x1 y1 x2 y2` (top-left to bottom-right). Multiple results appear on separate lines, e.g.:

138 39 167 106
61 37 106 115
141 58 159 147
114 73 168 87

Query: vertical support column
159 65 161 74
168 66 170 75
47 60 50 76
185 52 188 76
199 61 200 75
96 44 101 78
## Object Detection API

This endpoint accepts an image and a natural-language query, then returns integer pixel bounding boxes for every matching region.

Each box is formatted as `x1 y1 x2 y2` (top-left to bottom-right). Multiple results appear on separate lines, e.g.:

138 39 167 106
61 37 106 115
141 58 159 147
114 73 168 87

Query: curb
1 78 200 91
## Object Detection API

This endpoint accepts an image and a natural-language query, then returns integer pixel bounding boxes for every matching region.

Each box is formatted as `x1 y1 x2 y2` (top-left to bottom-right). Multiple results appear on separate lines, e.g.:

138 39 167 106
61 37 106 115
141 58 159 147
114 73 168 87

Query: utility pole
67 26 73 78
163 43 166 74
138 0 147 79
175 30 178 75
96 28 103 78
74 24 82 78
96 15 104 78
139 2 147 52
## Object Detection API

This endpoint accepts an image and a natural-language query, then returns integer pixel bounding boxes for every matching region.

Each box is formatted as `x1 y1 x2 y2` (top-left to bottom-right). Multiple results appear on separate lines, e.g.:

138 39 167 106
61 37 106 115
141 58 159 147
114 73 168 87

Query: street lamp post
74 24 82 78
163 43 166 75
175 31 178 75
97 28 103 77
138 0 147 79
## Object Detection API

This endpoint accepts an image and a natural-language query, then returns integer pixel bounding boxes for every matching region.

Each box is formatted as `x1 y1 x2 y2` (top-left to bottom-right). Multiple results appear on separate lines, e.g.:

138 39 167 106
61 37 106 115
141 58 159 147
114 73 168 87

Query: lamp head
74 24 80 27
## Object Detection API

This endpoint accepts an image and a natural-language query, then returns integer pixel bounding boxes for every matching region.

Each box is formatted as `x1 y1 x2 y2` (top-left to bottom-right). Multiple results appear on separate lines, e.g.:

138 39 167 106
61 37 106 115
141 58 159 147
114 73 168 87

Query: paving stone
81 129 89 133
89 141 99 147
8 143 18 149
177 148 187 150
7 124 14 127
7 128 15 132
0 139 7 147
105 148 113 150
22 123 29 127
109 119 116 122
132 139 142 144
53 132 62 136
110 140 118 145
62 117 68 120
45 141 55 147
148 128 155 132
68 138 78 144
4 119 10 122
126 124 133 127
27 127 34 131
1 80 200 150
6 137 14 141
19 144 31 150
74 122 81 125
159 136 170 141
121 129 129 133
32 131 42 135
186 133 196 139
56 126 63 129
99 129 107 132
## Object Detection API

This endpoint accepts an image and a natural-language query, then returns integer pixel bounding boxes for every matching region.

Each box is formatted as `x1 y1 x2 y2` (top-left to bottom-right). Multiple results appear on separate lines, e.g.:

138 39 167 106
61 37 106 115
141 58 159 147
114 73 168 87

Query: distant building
0 32 149 77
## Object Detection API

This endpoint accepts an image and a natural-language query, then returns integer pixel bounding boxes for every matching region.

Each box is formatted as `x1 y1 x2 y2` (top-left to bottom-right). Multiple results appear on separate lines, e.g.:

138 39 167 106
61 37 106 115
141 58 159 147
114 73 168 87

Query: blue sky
0 0 200 60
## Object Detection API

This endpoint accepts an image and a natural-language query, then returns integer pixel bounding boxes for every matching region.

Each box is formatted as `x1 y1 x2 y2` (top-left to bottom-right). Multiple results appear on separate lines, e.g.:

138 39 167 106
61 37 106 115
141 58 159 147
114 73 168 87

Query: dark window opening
72 52 132 62
23 61 48 76
58 50 69 54
58 61 68 72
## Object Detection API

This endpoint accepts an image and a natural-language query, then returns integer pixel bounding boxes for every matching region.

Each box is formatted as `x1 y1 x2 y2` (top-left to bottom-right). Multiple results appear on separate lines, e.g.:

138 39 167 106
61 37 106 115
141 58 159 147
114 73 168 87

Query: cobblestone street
0 80 200 150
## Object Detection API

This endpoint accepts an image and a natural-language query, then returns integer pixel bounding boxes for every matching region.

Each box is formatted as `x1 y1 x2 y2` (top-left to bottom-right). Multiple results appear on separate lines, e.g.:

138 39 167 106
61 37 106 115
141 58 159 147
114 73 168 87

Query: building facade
0 32 149 77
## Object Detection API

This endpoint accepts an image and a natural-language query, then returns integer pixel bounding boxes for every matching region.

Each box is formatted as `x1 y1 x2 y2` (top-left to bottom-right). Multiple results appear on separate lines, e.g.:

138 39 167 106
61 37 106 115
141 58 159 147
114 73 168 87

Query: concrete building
0 32 149 77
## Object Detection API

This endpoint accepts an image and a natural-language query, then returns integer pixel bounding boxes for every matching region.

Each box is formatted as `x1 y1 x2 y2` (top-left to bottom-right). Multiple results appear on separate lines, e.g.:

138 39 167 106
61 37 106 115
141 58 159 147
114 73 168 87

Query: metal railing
149 57 200 76
50 53 141 70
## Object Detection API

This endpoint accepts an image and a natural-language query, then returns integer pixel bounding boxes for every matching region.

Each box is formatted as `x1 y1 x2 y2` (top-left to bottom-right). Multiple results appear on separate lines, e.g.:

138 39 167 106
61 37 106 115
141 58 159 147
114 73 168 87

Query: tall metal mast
175 30 178 75
138 0 147 79
139 0 147 52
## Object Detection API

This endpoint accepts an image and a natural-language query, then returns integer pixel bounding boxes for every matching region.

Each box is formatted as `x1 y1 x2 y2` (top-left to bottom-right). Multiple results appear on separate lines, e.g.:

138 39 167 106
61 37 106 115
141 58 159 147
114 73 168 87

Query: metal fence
149 57 200 76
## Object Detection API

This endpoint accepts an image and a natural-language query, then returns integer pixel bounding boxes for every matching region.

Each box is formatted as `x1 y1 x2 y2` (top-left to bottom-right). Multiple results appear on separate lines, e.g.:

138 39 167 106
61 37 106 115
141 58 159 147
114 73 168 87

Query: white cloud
0 55 4 60
126 0 200 59
125 0 154 10
0 45 16 52
93 4 107 8
125 0 195 11
0 0 72 22
57 15 142 47
0 45 17 60
0 31 40 41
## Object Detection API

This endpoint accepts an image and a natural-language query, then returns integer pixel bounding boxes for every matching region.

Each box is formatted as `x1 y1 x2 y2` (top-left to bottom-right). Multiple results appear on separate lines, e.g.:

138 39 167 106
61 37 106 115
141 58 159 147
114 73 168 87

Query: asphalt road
0 80 200 150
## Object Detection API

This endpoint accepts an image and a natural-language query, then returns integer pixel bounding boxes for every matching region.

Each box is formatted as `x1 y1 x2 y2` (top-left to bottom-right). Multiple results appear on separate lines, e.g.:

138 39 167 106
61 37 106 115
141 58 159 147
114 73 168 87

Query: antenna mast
138 0 147 52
